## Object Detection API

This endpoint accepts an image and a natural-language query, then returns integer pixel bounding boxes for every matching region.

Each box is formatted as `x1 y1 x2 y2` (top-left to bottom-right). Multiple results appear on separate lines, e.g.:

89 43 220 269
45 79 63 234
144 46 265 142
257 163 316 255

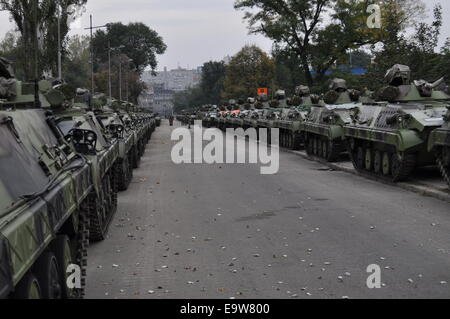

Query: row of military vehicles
0 57 158 299
199 64 450 189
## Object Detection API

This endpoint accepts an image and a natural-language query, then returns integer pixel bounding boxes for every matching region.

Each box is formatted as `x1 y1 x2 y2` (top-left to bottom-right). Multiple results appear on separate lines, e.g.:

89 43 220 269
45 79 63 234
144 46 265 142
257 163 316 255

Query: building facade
141 66 202 115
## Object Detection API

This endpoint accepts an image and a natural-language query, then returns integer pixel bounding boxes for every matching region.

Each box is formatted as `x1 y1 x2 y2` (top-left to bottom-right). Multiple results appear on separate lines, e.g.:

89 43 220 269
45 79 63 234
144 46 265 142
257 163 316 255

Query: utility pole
33 0 41 107
84 16 108 106
57 1 62 80
125 68 129 102
108 40 112 100
119 61 122 101
90 15 94 98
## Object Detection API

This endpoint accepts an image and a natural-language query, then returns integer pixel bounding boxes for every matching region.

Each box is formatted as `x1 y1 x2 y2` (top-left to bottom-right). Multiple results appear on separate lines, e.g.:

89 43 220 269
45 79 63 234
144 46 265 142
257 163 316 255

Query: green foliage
222 45 276 100
200 61 226 104
173 61 226 111
0 0 87 78
92 22 167 74
363 3 445 91
234 0 426 86
62 35 90 89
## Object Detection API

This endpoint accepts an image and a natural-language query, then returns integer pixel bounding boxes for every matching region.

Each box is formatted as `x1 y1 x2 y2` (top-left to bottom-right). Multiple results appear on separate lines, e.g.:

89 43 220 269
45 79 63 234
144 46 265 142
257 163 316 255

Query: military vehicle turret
0 58 91 299
303 78 364 161
256 90 285 144
274 85 319 150
344 64 450 182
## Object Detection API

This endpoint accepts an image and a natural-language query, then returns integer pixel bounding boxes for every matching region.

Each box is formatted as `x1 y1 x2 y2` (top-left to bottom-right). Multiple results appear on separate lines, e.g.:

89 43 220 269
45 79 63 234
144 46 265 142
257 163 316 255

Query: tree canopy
92 22 167 75
234 0 426 86
0 0 87 78
222 45 276 100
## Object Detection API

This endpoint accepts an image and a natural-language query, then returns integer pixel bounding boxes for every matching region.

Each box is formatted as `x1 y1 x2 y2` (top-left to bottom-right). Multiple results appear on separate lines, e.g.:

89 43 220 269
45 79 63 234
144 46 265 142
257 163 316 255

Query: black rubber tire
391 153 416 182
382 152 391 176
322 140 328 159
12 273 42 299
306 137 313 155
356 147 365 169
365 148 373 171
33 252 62 299
374 150 382 174
51 235 75 299
117 157 131 191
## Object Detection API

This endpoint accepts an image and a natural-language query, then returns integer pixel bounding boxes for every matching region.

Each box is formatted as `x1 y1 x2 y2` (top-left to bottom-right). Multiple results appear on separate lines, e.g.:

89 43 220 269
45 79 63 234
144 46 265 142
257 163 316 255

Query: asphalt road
86 121 450 299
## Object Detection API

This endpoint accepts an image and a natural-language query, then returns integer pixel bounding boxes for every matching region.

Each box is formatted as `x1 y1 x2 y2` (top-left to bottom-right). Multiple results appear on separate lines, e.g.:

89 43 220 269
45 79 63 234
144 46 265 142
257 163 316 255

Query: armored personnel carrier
48 86 120 242
303 78 363 161
274 86 319 150
344 64 450 182
428 106 450 188
0 58 90 299
94 97 134 191
255 91 286 144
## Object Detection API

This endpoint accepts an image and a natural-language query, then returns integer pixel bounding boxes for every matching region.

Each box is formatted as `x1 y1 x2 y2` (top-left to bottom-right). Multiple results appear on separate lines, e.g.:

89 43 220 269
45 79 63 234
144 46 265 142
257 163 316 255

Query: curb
285 149 450 204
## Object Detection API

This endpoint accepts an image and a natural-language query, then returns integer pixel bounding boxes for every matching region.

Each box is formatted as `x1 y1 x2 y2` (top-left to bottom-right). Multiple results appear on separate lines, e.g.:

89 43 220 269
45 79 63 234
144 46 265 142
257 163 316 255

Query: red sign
257 88 268 95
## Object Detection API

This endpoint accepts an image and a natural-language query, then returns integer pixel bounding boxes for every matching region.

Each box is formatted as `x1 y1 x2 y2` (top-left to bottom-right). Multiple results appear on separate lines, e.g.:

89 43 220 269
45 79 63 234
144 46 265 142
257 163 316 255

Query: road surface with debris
86 121 450 299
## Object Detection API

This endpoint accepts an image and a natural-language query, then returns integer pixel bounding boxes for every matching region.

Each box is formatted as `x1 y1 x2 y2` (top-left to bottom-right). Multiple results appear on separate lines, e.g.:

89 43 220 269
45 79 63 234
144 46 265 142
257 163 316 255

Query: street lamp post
119 61 122 101
84 16 108 106
118 57 133 102
108 41 112 99
57 1 62 80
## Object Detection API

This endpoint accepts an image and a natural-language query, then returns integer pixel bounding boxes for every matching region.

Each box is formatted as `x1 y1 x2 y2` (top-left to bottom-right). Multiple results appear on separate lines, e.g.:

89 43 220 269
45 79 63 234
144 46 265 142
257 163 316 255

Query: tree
0 0 87 78
199 61 226 104
363 3 443 90
234 0 426 86
222 45 276 100
92 22 167 74
63 35 90 89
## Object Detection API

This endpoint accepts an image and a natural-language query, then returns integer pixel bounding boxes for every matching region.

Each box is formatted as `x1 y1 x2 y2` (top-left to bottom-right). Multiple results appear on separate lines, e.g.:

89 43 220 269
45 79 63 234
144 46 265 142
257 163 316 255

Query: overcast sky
1 0 449 71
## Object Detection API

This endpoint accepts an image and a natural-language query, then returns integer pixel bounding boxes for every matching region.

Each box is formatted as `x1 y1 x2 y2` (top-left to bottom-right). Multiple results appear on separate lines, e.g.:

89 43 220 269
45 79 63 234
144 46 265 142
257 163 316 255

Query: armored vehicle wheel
12 273 42 299
293 134 302 151
33 252 62 299
322 140 328 159
391 153 416 182
133 146 141 169
374 151 382 174
382 152 391 176
89 194 107 242
289 134 294 149
317 138 323 157
118 157 132 191
437 147 450 188
313 137 319 156
356 147 365 169
365 148 373 171
51 235 75 299
306 138 313 155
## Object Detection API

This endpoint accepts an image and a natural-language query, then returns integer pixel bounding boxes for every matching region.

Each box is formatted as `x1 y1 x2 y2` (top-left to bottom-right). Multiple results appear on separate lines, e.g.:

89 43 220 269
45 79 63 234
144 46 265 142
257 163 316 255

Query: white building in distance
141 66 202 115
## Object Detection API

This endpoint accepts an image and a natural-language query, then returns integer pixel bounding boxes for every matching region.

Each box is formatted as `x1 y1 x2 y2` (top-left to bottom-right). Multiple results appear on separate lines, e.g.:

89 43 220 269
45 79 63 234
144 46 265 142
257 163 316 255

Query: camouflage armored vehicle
94 98 135 191
255 91 286 144
0 58 90 299
303 78 364 162
49 87 120 242
428 106 450 188
344 64 450 182
273 86 319 150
